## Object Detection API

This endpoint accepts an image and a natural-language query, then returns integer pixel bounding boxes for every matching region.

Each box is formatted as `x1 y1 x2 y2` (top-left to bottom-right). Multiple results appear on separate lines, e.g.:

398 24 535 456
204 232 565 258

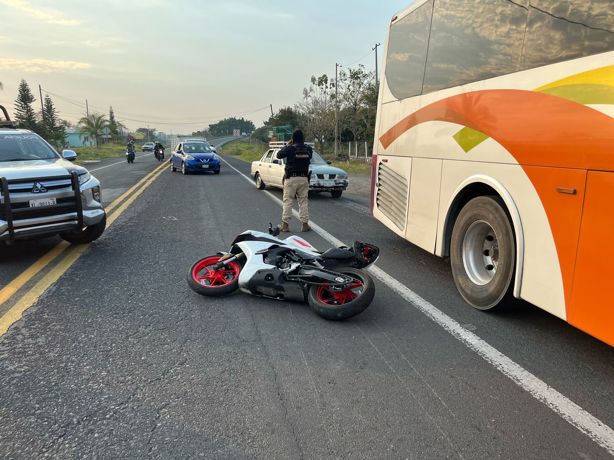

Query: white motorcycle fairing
234 230 320 295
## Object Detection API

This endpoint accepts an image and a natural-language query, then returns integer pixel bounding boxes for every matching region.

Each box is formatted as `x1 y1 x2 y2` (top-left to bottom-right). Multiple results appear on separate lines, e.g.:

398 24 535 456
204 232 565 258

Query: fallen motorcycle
187 225 379 320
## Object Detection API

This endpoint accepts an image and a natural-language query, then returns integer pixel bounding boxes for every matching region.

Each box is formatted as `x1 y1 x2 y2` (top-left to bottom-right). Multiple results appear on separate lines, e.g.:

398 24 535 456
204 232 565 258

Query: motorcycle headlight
78 171 91 185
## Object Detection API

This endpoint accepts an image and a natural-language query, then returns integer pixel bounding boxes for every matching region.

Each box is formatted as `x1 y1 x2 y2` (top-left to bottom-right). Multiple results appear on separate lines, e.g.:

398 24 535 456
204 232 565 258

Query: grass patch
331 160 372 175
73 144 127 163
220 139 267 163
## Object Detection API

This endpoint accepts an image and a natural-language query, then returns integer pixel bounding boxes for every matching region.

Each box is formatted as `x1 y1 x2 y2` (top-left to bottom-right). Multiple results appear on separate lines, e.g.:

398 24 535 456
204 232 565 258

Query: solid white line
89 152 153 172
220 155 614 455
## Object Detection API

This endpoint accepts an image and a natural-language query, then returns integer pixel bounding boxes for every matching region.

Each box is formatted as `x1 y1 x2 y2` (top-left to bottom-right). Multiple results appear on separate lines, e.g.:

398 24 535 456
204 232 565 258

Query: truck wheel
61 214 107 245
450 196 515 310
255 173 266 190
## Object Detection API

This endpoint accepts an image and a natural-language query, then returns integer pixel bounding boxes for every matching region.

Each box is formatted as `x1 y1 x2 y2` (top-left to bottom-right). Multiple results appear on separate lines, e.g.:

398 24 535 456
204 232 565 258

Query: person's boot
301 222 311 232
280 222 290 232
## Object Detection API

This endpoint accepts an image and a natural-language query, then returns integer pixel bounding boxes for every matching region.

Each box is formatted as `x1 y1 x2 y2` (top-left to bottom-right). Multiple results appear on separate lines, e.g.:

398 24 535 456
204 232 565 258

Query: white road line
89 153 153 172
220 155 614 455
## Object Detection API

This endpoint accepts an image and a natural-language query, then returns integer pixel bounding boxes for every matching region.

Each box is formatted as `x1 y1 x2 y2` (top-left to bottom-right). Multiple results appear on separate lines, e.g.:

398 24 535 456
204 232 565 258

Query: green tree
297 74 336 152
108 106 120 141
78 113 108 148
338 65 377 144
208 117 255 137
136 127 156 142
14 79 38 131
41 95 67 149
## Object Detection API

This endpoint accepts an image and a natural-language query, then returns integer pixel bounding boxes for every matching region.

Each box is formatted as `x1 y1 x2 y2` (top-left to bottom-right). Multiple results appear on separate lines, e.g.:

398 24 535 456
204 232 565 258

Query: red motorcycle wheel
308 268 375 320
187 255 241 297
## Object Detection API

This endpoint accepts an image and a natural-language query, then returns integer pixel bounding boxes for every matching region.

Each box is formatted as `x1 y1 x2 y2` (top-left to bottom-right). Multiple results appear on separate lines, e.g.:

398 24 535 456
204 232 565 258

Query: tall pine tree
42 95 66 149
14 79 38 131
108 106 119 141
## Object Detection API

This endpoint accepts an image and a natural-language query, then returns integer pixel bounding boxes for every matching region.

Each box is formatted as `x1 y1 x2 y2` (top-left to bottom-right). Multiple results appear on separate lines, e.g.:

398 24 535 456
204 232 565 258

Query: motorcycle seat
321 247 354 260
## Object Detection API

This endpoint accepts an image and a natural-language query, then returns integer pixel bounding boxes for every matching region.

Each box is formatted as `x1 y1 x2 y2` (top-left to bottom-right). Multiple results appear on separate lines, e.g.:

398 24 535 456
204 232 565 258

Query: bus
371 0 614 346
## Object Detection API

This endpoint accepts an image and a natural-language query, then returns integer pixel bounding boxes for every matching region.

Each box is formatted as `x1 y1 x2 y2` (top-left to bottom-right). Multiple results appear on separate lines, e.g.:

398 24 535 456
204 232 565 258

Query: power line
342 49 375 68
40 86 270 126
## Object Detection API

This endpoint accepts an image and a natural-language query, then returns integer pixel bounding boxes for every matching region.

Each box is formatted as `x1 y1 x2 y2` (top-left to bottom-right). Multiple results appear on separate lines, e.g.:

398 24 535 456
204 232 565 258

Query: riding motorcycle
187 225 379 320
154 147 165 162
126 149 135 163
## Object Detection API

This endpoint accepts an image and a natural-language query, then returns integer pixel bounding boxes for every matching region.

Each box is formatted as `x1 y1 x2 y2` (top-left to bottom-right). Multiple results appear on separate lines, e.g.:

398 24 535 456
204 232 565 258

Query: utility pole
335 62 341 158
38 85 44 121
147 124 150 142
270 104 274 117
85 99 89 118
373 43 381 88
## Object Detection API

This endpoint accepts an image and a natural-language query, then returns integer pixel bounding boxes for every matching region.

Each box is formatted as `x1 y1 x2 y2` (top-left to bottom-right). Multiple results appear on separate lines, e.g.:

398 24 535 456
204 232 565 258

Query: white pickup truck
0 106 106 244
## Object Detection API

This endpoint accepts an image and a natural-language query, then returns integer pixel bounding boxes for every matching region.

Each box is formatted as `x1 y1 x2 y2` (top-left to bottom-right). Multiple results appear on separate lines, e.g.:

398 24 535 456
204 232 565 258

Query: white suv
0 108 106 244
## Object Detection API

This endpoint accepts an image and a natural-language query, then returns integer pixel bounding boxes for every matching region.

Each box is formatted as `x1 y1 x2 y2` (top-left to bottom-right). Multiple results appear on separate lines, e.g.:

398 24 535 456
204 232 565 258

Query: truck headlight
92 186 101 202
78 172 91 185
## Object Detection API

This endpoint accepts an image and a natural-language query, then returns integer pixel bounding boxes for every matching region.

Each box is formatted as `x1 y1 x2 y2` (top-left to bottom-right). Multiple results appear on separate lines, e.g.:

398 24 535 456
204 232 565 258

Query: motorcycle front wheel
187 255 242 297
307 268 374 320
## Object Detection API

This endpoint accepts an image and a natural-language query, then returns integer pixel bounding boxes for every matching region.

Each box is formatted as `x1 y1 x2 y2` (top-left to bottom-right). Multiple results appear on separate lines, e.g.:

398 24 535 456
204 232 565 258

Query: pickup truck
0 106 106 244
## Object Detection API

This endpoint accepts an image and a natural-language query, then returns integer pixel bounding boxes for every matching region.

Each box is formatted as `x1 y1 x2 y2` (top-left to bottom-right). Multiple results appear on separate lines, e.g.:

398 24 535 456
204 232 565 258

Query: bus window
423 0 528 93
521 0 614 70
384 1 433 100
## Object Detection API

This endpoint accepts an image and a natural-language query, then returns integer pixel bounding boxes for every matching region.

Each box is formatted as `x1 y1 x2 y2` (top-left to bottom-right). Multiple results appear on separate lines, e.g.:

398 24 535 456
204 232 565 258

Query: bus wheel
450 196 515 310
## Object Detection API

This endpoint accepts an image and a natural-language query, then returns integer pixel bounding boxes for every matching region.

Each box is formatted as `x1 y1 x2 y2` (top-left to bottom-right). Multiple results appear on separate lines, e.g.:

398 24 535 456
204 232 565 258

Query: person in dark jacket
276 129 312 232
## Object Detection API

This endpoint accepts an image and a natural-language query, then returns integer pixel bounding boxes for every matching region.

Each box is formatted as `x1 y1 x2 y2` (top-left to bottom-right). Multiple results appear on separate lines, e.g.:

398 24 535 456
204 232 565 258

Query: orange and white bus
372 0 614 345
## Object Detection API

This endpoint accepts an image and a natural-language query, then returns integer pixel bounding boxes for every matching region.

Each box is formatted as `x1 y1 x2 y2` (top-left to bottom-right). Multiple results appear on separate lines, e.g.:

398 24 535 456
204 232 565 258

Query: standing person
277 129 312 232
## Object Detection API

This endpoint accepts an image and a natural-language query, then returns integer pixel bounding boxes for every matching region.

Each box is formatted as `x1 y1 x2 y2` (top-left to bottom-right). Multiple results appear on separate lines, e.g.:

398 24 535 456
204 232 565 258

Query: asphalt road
0 138 612 458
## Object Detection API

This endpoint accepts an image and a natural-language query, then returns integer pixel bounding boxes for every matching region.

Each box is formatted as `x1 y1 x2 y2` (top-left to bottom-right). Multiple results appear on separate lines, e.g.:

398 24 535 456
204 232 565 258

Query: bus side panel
570 171 614 347
522 166 587 314
438 160 567 319
406 158 442 253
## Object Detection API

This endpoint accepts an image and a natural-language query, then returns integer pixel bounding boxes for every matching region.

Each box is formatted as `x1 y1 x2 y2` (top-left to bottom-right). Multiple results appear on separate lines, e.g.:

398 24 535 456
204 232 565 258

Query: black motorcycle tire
307 268 375 320
187 255 241 297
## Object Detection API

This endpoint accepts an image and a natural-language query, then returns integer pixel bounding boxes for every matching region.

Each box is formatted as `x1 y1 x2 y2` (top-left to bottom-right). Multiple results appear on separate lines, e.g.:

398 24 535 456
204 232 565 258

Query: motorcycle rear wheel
187 255 241 297
307 268 374 320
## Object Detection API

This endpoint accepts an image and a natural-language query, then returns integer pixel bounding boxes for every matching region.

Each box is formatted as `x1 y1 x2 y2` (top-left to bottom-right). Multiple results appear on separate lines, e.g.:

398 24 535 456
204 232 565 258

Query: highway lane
0 143 611 458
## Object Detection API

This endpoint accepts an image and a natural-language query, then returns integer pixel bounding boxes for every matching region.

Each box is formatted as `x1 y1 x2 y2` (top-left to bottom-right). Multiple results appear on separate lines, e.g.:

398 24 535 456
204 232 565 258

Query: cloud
0 58 92 73
0 0 80 25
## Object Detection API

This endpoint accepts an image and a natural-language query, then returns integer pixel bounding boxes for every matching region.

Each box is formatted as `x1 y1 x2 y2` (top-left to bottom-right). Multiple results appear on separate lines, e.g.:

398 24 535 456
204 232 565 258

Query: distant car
142 142 155 152
251 144 348 198
170 141 221 175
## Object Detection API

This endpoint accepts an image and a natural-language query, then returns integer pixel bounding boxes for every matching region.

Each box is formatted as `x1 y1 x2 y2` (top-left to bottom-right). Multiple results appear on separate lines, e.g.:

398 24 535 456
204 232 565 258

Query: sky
0 0 411 134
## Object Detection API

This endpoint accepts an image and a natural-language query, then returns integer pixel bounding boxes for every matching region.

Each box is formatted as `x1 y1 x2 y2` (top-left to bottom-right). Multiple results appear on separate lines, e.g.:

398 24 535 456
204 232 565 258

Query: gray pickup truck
0 106 106 245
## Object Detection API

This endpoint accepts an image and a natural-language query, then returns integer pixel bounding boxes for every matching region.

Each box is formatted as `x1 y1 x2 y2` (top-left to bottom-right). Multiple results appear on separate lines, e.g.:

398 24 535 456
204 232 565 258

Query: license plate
29 197 57 208
323 179 335 186
201 164 209 169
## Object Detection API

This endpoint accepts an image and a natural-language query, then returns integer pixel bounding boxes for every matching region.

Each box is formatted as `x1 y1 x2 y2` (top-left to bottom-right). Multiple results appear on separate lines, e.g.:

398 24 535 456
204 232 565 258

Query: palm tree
78 113 108 148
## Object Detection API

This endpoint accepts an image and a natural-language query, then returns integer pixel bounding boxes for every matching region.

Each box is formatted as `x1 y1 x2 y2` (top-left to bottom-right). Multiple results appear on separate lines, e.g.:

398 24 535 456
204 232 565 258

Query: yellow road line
0 164 167 335
0 162 167 309
0 244 88 335
106 165 166 226
105 162 168 214
0 241 70 305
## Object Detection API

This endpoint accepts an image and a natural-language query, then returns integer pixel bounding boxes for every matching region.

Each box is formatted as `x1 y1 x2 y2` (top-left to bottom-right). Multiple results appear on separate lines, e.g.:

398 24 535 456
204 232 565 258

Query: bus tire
450 196 515 310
